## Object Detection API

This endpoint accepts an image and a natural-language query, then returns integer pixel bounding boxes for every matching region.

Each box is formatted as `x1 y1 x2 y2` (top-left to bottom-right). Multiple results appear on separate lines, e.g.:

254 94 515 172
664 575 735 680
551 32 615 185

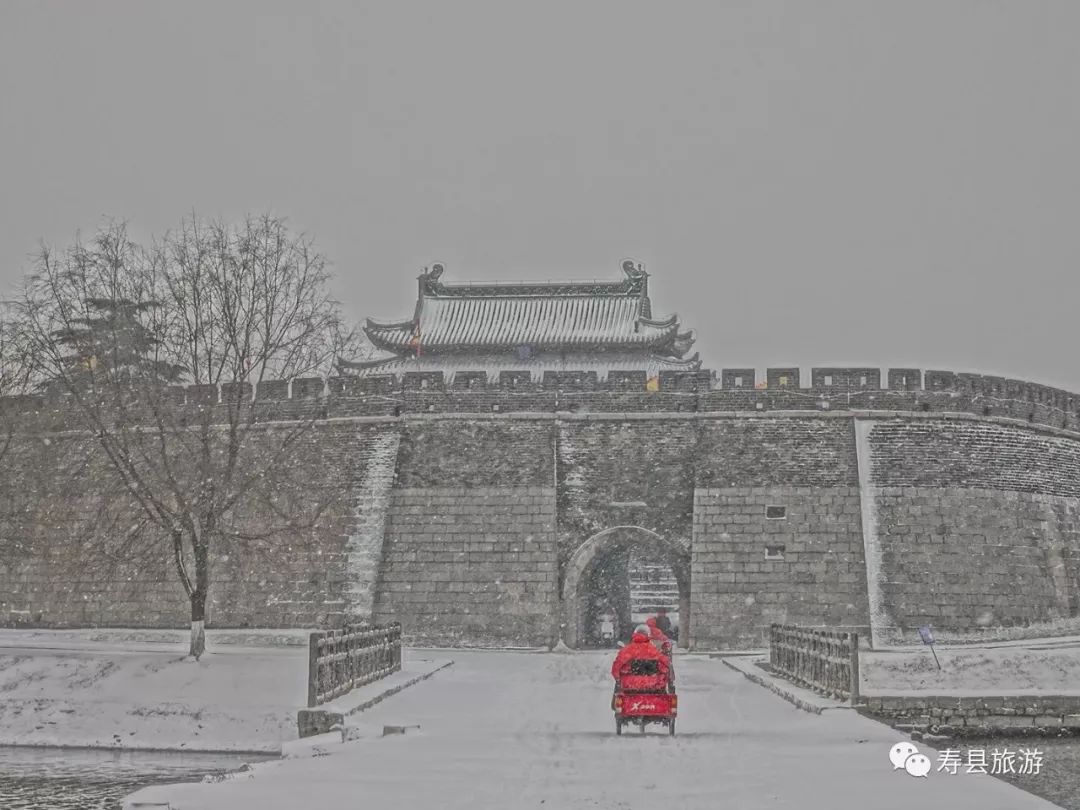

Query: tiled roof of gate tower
362 260 694 355
341 260 699 376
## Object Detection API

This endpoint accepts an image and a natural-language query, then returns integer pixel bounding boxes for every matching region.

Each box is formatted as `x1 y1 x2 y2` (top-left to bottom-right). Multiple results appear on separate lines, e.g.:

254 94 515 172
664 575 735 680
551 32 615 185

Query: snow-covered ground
0 630 449 753
861 637 1080 694
887 617 1080 646
0 628 312 651
125 650 1061 810
0 638 308 752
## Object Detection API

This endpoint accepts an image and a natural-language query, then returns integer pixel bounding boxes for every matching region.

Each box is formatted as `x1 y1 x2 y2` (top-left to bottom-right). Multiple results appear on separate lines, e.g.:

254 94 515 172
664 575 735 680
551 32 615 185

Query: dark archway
561 526 691 649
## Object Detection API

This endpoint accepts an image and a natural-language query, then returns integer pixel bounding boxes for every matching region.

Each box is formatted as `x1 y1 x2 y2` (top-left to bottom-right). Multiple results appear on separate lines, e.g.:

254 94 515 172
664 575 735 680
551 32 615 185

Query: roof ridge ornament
417 262 448 298
419 263 446 282
621 258 647 280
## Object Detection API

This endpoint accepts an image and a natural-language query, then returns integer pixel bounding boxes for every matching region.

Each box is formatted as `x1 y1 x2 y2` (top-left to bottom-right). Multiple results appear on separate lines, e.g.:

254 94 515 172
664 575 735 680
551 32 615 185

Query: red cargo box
617 691 676 717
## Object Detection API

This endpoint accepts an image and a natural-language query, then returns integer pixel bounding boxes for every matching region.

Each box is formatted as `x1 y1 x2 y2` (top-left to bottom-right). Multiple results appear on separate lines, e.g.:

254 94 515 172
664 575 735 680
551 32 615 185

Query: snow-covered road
126 650 1062 810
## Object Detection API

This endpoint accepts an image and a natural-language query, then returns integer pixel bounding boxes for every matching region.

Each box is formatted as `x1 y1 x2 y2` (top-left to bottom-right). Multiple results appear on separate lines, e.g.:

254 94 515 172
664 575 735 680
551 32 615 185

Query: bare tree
12 215 360 658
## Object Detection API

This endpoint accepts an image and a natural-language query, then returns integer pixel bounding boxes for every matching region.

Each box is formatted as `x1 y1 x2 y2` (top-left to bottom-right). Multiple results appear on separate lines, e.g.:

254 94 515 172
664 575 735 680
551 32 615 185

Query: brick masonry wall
867 419 1080 497
0 430 190 626
692 486 870 648
696 417 859 488
861 419 1080 640
206 421 403 628
0 421 400 628
872 488 1080 635
555 418 698 564
372 486 558 646
396 419 553 488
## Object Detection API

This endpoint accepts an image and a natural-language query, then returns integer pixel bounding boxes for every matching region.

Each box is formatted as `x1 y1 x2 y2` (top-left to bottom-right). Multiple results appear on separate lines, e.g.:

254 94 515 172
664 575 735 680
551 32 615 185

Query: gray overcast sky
2 1 1078 389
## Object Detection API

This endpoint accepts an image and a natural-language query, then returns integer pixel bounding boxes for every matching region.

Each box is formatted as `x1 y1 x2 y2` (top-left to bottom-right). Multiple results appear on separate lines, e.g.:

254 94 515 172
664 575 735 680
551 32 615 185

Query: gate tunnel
561 526 691 649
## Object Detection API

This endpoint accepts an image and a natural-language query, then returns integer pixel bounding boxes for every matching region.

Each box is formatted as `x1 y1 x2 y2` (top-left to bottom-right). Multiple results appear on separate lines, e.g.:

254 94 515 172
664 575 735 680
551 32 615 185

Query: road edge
297 659 455 737
721 655 853 715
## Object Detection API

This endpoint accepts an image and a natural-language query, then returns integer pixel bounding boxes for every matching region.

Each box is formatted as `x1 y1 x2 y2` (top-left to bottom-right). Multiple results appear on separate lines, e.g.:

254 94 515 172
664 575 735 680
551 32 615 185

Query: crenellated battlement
3 367 1079 433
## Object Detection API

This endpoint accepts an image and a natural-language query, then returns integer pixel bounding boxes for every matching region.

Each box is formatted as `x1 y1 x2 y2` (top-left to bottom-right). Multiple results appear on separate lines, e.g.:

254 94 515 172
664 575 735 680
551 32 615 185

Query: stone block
1034 715 1063 727
986 715 1036 728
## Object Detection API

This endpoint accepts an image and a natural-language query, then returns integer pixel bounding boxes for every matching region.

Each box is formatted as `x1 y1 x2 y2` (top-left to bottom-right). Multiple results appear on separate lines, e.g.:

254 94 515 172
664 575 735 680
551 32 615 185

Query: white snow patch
343 427 400 620
862 638 1080 693
0 643 307 751
854 418 892 646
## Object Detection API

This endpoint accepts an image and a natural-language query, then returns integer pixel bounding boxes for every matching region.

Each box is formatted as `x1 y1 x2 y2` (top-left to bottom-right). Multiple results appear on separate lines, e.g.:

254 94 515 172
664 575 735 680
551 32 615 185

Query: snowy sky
2 1 1078 389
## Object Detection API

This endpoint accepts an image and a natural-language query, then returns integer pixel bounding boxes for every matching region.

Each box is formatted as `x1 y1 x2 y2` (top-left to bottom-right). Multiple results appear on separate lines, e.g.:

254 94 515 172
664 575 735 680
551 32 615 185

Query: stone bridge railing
306 623 402 708
769 624 861 704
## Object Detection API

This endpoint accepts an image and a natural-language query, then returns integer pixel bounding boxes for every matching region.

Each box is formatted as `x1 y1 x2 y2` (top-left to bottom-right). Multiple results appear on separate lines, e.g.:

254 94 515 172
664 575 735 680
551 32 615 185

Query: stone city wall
1 367 1080 649
862 695 1080 736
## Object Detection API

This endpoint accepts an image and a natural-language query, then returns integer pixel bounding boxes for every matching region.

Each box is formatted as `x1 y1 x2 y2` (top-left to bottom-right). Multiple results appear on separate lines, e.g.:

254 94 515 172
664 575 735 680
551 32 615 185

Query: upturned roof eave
364 313 684 352
637 313 679 329
365 316 416 331
360 334 687 354
336 350 703 377
363 318 415 352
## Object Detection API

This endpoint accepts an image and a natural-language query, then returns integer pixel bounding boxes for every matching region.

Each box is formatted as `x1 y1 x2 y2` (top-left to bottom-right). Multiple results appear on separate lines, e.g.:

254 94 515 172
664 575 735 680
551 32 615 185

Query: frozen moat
0 746 271 809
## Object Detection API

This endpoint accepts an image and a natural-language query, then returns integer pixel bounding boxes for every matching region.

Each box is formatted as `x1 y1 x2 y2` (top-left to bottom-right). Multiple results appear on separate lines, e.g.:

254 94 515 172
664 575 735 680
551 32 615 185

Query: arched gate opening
561 526 691 649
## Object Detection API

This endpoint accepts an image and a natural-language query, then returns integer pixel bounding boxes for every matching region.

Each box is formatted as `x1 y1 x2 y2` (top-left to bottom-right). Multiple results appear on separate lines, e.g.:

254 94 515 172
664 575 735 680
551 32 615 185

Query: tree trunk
189 590 207 659
188 515 211 660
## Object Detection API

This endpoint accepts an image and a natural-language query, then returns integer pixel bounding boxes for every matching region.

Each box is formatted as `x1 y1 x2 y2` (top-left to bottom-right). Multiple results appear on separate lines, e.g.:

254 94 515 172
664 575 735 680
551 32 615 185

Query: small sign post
918 624 941 670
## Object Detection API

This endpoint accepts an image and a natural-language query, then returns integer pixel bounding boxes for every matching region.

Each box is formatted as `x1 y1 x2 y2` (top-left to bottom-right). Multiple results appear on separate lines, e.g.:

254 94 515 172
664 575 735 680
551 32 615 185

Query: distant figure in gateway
599 611 616 646
654 607 675 641
645 617 673 658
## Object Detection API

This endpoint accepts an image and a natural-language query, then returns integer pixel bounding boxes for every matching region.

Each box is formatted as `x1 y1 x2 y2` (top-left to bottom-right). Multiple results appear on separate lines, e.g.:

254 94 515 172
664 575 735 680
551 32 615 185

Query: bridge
127 651 1058 809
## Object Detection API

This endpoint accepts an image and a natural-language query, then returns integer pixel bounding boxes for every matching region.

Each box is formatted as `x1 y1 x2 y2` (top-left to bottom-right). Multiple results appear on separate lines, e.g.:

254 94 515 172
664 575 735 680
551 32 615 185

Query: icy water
937 736 1080 810
0 746 273 809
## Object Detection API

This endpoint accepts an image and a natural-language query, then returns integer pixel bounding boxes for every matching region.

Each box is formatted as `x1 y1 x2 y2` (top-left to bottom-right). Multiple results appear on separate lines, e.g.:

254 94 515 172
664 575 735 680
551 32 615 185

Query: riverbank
0 630 453 753
0 634 308 752
859 635 1080 694
0 627 312 651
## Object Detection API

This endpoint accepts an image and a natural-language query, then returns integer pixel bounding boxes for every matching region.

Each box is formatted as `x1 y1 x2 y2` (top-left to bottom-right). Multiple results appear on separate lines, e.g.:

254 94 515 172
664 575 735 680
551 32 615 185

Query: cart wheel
615 718 622 736
669 718 676 736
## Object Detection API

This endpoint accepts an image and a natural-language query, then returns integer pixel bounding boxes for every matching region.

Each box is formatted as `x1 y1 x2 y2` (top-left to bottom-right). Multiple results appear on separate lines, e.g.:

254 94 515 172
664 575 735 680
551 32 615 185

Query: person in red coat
611 625 670 680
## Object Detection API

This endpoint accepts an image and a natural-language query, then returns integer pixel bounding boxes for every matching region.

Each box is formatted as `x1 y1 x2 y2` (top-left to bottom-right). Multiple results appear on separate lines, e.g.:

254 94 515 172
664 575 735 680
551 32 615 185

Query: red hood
630 632 650 643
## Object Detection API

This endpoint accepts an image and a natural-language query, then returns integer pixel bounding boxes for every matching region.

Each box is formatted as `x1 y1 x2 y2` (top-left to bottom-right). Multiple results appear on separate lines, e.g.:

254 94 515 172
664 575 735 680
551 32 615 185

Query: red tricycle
612 657 677 736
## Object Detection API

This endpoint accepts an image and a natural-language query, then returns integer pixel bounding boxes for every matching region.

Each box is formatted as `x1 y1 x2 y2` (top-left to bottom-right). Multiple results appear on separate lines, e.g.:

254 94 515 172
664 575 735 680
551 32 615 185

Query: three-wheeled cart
613 658 677 736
